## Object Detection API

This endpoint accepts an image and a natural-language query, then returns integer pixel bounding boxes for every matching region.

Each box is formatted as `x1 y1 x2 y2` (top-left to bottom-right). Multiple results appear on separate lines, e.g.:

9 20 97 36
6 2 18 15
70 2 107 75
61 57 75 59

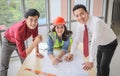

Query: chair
0 25 6 47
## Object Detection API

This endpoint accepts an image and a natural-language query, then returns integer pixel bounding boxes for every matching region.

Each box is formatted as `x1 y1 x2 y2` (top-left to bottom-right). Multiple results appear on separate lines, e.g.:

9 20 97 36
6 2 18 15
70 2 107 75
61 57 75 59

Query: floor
0 21 120 76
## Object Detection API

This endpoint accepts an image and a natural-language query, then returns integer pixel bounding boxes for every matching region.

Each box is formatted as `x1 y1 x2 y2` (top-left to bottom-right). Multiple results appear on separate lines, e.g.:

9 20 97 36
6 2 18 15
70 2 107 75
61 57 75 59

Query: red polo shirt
5 19 38 58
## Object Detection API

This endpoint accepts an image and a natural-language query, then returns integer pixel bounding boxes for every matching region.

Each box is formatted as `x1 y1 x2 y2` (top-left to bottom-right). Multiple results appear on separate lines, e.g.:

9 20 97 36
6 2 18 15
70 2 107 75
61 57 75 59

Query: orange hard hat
53 16 66 26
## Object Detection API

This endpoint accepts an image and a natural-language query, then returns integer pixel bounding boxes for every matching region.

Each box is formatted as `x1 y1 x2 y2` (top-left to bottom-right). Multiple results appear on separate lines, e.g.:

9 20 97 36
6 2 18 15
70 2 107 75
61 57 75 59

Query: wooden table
16 43 96 76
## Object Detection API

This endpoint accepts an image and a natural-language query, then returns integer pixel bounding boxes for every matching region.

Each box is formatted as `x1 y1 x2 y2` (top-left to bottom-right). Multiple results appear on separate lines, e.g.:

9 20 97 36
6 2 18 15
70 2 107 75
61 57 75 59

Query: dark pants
0 37 24 76
97 39 118 76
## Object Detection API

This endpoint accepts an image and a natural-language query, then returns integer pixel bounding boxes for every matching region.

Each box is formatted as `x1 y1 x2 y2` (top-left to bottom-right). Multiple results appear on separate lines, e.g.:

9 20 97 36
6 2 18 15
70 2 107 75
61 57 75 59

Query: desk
16 43 95 76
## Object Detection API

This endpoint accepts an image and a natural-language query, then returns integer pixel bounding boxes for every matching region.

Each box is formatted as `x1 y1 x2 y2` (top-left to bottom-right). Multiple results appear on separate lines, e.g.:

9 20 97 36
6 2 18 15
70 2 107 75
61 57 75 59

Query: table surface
16 43 96 76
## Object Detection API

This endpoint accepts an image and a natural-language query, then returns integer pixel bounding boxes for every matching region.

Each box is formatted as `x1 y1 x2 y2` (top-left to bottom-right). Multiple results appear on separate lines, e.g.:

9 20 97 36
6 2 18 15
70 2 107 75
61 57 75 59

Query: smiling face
25 15 39 29
73 8 89 24
55 24 65 38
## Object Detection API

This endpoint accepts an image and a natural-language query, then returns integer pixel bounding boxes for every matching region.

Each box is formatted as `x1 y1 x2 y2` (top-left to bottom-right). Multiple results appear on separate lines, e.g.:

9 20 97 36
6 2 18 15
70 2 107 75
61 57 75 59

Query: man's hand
82 62 93 71
34 35 42 45
64 54 73 61
36 52 44 58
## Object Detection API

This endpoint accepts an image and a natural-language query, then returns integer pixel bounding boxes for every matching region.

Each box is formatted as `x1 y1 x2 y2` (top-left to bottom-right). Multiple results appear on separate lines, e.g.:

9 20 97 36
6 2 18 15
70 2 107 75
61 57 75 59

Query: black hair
51 25 72 41
25 8 40 18
73 4 87 12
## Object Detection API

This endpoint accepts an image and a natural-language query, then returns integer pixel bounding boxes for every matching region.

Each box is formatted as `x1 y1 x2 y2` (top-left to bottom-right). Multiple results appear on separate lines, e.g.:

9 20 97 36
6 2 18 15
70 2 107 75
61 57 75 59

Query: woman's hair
25 8 40 18
51 25 72 41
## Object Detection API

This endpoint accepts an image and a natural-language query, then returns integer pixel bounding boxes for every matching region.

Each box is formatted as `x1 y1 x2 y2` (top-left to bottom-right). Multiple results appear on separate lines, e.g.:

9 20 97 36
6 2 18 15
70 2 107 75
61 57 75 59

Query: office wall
93 0 103 17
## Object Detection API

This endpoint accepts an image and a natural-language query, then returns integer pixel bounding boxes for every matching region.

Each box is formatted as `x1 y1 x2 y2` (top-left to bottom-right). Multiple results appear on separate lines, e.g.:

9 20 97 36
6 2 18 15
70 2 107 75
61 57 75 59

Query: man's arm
35 44 44 58
65 25 82 61
25 35 42 56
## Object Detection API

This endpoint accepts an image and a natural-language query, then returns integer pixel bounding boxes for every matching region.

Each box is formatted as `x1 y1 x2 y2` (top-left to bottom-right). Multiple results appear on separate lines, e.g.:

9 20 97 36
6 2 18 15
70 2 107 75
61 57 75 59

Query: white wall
50 0 61 23
74 0 86 6
89 0 94 15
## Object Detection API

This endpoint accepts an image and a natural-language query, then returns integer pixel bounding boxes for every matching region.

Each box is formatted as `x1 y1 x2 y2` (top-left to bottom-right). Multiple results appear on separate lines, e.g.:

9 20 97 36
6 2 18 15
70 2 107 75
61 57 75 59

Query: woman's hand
52 57 62 65
64 54 73 61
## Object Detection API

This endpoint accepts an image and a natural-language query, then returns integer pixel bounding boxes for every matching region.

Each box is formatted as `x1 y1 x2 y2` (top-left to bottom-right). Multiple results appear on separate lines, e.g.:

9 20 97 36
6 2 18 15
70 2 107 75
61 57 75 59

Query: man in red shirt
0 9 44 76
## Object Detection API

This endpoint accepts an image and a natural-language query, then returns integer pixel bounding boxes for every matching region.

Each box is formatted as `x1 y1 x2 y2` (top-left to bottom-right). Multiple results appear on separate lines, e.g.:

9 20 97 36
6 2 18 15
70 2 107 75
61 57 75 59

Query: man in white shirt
65 4 118 76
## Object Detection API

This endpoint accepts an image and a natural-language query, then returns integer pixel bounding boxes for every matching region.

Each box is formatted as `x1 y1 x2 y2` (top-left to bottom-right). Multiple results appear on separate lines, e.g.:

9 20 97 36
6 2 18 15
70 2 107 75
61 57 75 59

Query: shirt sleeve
47 35 54 54
62 36 71 52
89 20 103 62
70 25 83 54
14 30 26 59
89 36 98 62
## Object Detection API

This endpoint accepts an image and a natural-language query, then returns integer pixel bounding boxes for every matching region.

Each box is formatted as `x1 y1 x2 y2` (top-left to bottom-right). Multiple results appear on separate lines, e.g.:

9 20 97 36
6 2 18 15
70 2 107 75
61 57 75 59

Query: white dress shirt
70 15 117 62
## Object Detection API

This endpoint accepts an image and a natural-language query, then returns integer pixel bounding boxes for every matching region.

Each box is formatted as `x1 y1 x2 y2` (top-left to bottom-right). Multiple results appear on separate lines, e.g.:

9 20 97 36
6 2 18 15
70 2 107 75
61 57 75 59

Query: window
25 0 46 25
0 0 22 28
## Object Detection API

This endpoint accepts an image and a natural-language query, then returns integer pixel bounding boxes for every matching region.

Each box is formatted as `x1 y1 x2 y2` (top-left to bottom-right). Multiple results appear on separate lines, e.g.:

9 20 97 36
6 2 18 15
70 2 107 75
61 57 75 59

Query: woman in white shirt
65 4 118 76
